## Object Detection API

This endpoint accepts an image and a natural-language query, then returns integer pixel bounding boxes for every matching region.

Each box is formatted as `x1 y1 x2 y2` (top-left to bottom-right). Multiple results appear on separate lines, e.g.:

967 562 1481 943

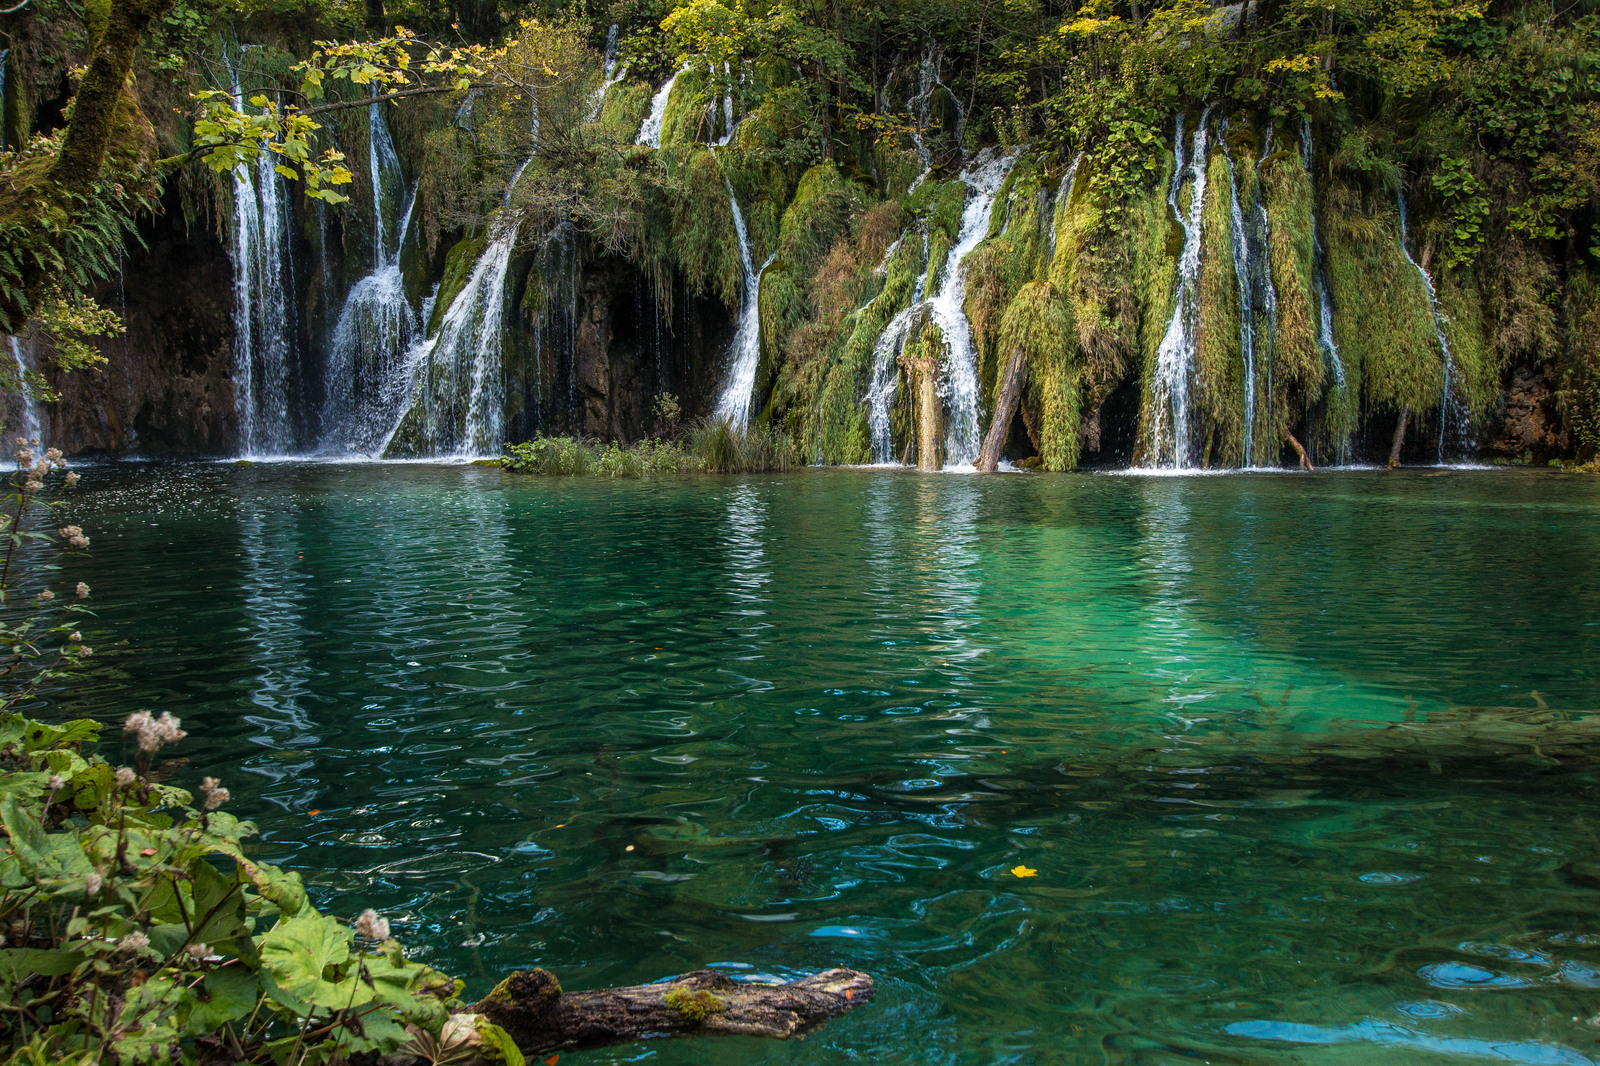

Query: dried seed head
354 909 391 941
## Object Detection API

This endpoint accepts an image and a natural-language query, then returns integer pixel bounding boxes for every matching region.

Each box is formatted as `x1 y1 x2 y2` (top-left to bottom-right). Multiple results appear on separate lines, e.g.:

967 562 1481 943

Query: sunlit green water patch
50 464 1600 1064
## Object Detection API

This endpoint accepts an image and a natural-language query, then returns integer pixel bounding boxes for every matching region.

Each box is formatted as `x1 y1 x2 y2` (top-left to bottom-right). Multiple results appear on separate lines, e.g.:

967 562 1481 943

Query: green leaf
0 947 82 980
261 910 367 1009
189 857 247 947
476 1020 527 1066
242 859 307 917
186 968 262 1034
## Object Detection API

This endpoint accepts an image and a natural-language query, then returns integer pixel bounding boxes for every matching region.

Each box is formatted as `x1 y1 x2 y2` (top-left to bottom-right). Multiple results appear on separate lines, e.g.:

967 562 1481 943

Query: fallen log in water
389 967 873 1064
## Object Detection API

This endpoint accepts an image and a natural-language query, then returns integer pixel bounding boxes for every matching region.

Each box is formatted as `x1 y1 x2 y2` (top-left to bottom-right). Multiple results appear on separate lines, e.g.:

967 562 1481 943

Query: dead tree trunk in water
1285 430 1315 471
1389 406 1410 468
976 345 1026 472
457 968 872 1060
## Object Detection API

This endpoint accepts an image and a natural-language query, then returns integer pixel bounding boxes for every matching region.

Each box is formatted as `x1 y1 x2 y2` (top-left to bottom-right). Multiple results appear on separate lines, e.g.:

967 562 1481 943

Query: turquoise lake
44 464 1600 1063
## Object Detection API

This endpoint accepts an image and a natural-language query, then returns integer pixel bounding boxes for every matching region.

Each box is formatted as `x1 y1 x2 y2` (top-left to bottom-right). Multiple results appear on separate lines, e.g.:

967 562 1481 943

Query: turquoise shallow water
39 464 1600 1063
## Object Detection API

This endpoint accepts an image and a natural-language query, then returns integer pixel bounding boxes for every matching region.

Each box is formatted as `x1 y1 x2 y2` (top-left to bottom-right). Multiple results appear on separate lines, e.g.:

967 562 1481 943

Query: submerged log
461 967 872 1058
1285 430 1315 471
976 345 1027 472
1389 406 1410 468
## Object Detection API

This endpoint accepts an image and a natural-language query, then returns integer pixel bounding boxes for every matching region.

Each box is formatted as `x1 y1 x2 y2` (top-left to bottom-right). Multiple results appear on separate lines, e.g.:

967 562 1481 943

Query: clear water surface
41 464 1600 1064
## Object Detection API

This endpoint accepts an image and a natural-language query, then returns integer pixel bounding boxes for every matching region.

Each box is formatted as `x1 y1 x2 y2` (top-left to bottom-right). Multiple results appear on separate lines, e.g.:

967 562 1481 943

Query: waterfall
930 149 1016 466
367 97 405 268
227 60 298 457
1047 150 1085 260
867 306 918 463
587 25 626 121
1144 109 1214 469
636 67 683 147
1220 125 1256 464
4 336 42 444
711 177 773 428
382 105 540 456
1300 119 1350 461
318 101 423 454
863 152 1013 466
908 48 964 165
1396 186 1462 461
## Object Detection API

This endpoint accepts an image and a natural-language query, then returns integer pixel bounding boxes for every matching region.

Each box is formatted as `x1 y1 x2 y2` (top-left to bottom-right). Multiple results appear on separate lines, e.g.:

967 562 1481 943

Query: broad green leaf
261 910 368 1008
0 947 82 980
242 859 307 916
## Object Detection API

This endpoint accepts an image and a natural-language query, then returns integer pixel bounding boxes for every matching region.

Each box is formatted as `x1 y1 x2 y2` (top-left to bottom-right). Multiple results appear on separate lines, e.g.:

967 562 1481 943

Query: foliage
501 422 797 476
0 457 509 1066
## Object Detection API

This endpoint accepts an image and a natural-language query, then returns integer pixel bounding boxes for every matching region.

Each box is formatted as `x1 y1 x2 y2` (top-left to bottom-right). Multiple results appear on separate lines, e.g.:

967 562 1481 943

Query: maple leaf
1010 865 1037 878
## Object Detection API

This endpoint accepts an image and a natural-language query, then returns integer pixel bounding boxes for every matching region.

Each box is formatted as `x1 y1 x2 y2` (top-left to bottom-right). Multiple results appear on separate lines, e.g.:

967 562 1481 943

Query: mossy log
977 345 1027 472
465 967 872 1058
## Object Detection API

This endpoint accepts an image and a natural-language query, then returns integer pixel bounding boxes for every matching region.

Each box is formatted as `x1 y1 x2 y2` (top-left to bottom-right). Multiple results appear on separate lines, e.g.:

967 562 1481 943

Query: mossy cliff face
29 43 1598 466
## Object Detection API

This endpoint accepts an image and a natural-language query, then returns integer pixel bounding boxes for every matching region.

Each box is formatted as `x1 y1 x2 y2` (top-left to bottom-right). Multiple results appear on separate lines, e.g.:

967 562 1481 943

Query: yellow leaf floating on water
1010 865 1037 878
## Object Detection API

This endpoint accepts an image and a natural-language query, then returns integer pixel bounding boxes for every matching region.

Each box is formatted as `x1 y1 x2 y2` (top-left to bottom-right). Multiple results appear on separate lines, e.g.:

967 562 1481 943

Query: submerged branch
461 967 873 1059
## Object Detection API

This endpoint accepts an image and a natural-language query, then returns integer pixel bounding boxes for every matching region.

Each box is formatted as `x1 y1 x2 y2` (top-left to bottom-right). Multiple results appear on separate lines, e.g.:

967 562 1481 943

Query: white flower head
185 942 210 961
114 767 136 787
354 908 391 941
121 930 150 953
75 582 90 599
36 589 53 602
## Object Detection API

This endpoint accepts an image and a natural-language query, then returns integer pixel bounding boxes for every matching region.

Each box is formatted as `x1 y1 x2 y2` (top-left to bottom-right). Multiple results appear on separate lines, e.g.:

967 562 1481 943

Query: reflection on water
52 464 1600 1064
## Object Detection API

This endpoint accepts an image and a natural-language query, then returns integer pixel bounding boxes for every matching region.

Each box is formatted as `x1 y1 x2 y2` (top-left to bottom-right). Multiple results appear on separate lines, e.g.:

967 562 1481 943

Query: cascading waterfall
1300 118 1351 462
908 48 965 165
1396 186 1463 461
711 177 773 427
319 101 420 454
636 68 683 148
367 96 405 267
227 56 298 457
1220 124 1257 463
1251 126 1278 461
931 149 1016 466
4 336 42 444
382 103 541 456
1143 108 1213 468
865 151 1013 467
586 25 625 121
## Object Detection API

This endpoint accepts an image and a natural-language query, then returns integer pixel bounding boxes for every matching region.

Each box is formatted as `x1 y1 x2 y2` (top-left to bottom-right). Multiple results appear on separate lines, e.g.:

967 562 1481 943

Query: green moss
1564 265 1600 457
1005 281 1078 469
1197 148 1244 467
777 163 864 290
1259 150 1324 461
668 147 742 311
1323 182 1442 417
659 66 711 149
599 79 654 142
664 987 727 1022
429 234 489 336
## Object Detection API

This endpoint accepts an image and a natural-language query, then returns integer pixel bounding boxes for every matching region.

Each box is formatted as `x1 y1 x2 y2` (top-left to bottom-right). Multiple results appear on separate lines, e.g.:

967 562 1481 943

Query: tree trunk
49 0 174 192
917 360 942 471
976 345 1026 472
466 968 872 1059
1389 406 1410 468
1285 430 1315 471
364 0 388 31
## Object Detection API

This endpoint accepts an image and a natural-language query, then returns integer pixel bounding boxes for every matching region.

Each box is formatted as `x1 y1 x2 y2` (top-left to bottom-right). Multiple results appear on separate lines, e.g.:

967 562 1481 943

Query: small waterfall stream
227 57 298 457
863 152 1014 465
4 336 42 444
1397 186 1462 461
319 100 422 454
1047 151 1085 260
1300 119 1350 461
637 68 683 148
1144 109 1214 468
711 177 773 427
931 149 1016 466
1221 126 1257 463
382 105 541 456
586 25 625 121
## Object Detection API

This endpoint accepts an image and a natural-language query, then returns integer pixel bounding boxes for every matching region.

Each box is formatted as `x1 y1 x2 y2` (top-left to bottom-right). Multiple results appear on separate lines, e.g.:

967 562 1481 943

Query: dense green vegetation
1 0 1598 465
